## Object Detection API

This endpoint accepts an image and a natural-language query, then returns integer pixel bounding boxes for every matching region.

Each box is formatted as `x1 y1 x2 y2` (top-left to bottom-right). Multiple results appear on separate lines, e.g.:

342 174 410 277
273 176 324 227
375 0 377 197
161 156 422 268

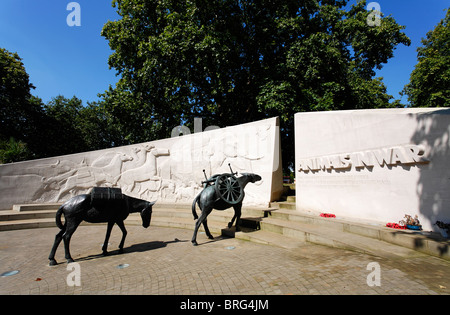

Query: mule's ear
149 201 156 206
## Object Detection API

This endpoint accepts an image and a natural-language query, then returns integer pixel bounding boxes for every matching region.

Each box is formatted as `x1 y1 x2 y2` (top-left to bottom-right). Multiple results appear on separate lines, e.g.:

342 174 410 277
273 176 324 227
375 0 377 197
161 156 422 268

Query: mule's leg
191 207 212 246
102 221 114 255
48 226 66 266
233 204 242 232
228 214 237 228
202 219 214 240
62 219 81 263
116 220 127 253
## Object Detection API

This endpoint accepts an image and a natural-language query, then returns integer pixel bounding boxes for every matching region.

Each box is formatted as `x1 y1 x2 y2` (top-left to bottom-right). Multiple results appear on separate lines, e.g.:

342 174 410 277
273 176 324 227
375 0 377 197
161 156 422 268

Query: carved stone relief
0 117 282 209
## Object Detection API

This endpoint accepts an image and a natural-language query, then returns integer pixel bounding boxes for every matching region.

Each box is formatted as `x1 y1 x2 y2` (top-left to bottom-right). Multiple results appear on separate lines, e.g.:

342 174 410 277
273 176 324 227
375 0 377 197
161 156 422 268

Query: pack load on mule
90 187 125 204
48 187 155 266
201 164 244 205
191 164 261 246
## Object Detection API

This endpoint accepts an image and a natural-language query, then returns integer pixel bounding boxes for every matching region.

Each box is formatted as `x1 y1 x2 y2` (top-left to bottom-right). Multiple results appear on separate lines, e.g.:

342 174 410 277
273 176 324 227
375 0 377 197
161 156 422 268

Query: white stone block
295 108 450 231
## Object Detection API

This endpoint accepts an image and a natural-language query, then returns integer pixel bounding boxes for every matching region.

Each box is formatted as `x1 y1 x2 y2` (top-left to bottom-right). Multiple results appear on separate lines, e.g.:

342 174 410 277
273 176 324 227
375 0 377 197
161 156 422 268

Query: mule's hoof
207 235 214 240
192 241 198 246
227 222 233 228
67 258 75 264
118 248 124 254
102 251 109 256
49 259 58 266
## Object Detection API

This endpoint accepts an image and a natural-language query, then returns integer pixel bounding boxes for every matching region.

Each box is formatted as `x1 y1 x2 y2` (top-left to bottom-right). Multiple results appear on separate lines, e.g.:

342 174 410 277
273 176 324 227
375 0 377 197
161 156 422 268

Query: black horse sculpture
48 189 155 266
191 172 261 245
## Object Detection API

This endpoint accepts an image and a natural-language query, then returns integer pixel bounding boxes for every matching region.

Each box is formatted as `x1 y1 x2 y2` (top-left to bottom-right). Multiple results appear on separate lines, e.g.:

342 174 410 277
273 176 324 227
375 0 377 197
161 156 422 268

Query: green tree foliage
403 8 450 107
101 0 410 169
42 95 122 157
0 48 51 161
0 137 30 164
0 47 122 162
0 48 38 141
42 95 90 155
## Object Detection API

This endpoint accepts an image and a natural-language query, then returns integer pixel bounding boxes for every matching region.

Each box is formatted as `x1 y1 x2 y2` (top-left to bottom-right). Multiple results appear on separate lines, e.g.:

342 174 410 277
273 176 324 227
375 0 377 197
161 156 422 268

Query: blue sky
0 0 448 105
0 0 120 104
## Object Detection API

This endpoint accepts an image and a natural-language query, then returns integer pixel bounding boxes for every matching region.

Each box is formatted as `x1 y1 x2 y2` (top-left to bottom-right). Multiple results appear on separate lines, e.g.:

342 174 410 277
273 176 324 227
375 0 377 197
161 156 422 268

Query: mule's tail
192 194 200 220
55 205 65 230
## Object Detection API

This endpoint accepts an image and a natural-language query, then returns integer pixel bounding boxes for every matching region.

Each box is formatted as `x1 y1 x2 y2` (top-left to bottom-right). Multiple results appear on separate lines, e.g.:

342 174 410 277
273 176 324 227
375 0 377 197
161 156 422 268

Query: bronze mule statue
191 166 261 245
48 187 155 266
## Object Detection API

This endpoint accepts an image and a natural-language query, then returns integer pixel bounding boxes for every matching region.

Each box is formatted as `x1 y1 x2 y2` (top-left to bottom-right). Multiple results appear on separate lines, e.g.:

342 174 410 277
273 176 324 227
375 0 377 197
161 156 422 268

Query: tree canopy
403 8 450 108
0 47 116 161
0 48 36 142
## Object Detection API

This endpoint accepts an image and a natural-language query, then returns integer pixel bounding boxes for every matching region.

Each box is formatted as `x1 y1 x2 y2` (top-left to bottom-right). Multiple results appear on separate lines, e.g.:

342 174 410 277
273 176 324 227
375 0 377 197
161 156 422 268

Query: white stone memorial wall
295 108 450 231
0 117 283 210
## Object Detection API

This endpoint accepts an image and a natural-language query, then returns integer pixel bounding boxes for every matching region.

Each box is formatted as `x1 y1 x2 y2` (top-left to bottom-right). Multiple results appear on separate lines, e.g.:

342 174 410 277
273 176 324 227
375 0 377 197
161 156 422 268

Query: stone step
153 203 279 225
152 205 277 225
260 217 448 260
270 201 296 210
153 206 233 222
0 217 116 231
0 210 56 221
12 203 61 212
152 209 264 234
0 218 56 231
261 218 420 258
268 209 450 259
224 227 307 250
0 204 262 232
286 196 296 203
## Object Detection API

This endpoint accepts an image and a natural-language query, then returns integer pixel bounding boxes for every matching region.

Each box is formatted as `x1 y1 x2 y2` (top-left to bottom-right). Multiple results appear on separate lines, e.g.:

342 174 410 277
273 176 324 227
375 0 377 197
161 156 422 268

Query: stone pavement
0 225 449 295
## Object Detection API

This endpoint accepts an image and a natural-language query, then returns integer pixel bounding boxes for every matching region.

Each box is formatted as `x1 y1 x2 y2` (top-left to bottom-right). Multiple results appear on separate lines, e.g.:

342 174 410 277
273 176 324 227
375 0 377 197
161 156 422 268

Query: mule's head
140 201 155 228
242 173 262 183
